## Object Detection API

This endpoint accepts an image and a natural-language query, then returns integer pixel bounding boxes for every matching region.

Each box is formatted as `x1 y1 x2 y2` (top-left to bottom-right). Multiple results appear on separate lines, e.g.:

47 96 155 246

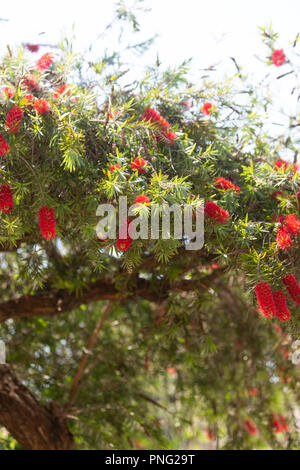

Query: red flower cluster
215 177 240 193
36 52 54 71
248 387 258 396
116 219 132 252
24 74 38 91
202 102 215 116
0 184 13 212
53 84 71 99
244 419 258 436
1 86 14 98
276 214 300 250
273 290 291 322
282 274 300 305
39 206 56 239
142 107 176 145
135 194 150 205
206 430 215 441
204 200 229 223
255 282 276 319
34 99 51 115
274 158 298 173
25 94 35 107
5 106 24 134
271 415 289 433
272 49 286 67
26 43 39 53
0 134 10 157
131 157 148 174
109 164 122 174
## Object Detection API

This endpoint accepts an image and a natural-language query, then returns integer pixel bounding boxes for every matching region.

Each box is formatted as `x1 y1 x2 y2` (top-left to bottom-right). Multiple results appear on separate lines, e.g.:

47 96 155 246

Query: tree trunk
0 365 75 450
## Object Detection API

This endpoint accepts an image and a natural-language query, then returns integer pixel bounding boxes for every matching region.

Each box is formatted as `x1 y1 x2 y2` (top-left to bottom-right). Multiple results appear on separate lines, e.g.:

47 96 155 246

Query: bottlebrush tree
0 16 299 450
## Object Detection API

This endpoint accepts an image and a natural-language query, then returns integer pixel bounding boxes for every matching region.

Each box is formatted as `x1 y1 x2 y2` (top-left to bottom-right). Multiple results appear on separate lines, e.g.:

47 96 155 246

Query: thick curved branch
0 269 224 323
0 365 74 450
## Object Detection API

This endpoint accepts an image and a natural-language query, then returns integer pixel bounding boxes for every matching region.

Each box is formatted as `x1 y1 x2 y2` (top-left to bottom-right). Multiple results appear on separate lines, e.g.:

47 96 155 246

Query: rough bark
0 365 75 450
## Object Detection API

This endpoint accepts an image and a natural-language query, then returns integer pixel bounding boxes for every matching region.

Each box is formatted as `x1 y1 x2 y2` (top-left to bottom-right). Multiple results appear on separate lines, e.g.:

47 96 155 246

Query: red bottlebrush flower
244 419 258 436
0 184 13 212
116 237 132 252
271 190 283 200
131 157 148 174
158 130 177 145
282 274 300 304
135 194 150 205
215 177 240 193
272 415 289 433
276 225 293 250
248 388 258 397
36 52 54 71
0 135 10 157
109 164 122 174
273 290 291 322
25 94 35 107
5 106 24 134
284 214 300 235
204 200 229 223
39 206 56 240
1 86 14 98
274 158 293 172
34 98 51 115
202 102 215 115
272 49 286 67
206 430 215 441
254 282 276 319
142 107 171 130
26 43 39 53
24 74 38 91
53 84 71 99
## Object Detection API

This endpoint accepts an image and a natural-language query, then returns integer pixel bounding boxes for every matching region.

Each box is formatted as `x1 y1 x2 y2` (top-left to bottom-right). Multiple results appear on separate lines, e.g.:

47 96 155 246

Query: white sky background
1 0 300 146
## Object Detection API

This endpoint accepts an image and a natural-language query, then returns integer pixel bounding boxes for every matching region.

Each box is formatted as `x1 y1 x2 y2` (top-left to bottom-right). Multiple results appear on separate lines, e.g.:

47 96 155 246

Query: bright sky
1 0 300 141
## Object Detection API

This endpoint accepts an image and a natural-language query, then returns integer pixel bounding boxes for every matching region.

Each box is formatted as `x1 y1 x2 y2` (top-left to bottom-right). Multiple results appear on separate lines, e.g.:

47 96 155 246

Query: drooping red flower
271 190 284 200
131 157 148 174
0 135 10 157
282 274 300 304
26 43 39 53
254 282 276 319
276 225 293 250
1 86 14 98
284 214 300 235
206 430 215 441
25 94 35 107
274 158 289 171
34 98 51 115
109 164 122 174
24 74 38 91
273 290 291 322
0 184 13 212
39 206 56 239
272 214 286 224
244 419 258 436
202 102 215 115
248 388 258 397
271 415 289 433
142 108 176 145
204 200 229 223
142 107 171 130
5 106 24 134
116 237 132 251
36 52 54 71
272 49 286 67
135 194 150 205
215 177 240 193
53 84 71 99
